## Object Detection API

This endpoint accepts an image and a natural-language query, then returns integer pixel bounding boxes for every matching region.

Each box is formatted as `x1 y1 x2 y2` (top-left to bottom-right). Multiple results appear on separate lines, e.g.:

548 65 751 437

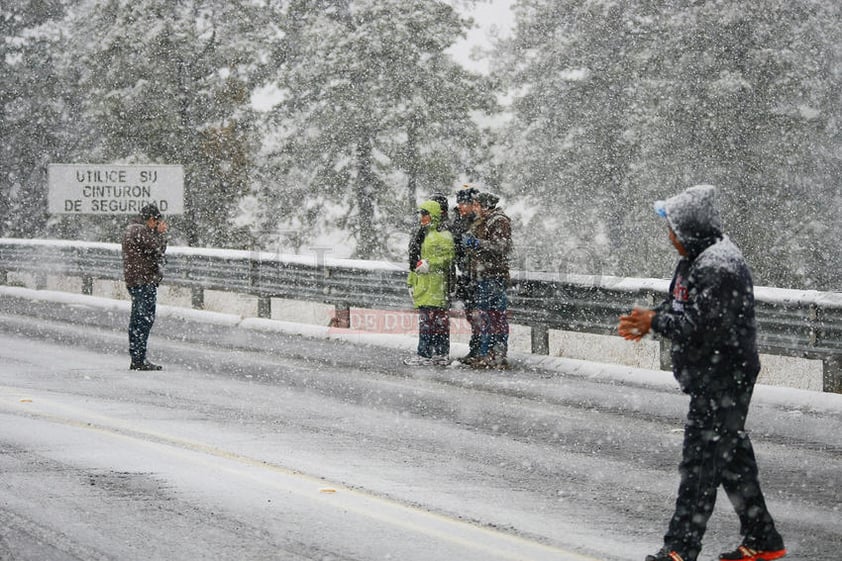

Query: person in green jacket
404 199 456 366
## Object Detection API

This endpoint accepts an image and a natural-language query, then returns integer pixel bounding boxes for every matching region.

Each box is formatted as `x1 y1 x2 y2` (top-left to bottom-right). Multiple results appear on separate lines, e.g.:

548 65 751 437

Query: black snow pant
664 388 784 561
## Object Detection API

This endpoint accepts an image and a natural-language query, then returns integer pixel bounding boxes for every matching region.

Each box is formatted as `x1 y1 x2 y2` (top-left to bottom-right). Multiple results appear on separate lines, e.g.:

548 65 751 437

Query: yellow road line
0 387 604 561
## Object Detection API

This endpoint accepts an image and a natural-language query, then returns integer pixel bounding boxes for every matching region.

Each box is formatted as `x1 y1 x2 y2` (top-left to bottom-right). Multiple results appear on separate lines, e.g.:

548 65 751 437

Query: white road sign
48 164 184 215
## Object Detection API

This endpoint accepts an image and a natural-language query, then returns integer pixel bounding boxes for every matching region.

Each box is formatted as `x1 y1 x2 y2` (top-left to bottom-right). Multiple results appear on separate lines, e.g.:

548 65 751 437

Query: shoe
403 356 433 366
493 356 510 370
719 546 787 561
469 356 494 369
130 361 163 371
646 548 685 561
458 355 479 365
431 355 451 366
470 356 510 370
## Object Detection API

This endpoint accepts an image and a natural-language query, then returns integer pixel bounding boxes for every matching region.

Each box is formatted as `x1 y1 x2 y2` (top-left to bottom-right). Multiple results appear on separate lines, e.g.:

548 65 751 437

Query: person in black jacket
450 186 480 361
619 185 786 561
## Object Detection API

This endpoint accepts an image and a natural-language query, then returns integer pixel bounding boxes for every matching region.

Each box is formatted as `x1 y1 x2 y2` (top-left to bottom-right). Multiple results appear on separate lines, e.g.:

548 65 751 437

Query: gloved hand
415 259 430 274
462 233 480 249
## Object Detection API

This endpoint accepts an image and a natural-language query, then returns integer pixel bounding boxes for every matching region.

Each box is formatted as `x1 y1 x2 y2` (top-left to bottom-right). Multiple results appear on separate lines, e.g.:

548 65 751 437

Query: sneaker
719 546 787 561
130 361 163 371
403 356 433 366
431 355 451 366
646 548 685 561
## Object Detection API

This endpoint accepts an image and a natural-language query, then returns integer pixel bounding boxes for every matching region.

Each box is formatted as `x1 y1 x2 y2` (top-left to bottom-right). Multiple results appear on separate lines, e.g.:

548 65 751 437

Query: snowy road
0 291 841 561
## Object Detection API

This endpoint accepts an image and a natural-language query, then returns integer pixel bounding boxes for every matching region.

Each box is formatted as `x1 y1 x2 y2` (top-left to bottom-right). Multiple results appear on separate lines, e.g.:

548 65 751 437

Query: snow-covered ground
2 283 842 561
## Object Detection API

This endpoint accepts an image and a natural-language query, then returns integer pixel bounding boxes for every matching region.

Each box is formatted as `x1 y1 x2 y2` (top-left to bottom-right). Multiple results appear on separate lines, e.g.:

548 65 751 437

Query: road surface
0 292 840 560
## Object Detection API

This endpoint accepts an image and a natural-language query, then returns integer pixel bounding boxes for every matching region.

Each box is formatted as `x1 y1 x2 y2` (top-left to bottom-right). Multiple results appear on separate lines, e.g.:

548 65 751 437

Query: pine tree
61 0 264 246
497 0 842 288
257 0 496 260
640 0 842 287
0 0 69 237
498 0 661 277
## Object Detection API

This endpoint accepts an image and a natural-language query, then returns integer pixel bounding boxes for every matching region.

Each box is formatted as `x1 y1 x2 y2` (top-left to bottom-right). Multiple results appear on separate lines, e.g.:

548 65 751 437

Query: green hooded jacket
407 200 455 308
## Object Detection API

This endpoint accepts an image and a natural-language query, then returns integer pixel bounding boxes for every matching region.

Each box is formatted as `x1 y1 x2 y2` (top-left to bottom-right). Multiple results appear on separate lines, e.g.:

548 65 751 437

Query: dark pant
457 280 481 357
466 307 481 357
128 284 158 365
665 389 783 560
417 307 449 358
475 279 508 358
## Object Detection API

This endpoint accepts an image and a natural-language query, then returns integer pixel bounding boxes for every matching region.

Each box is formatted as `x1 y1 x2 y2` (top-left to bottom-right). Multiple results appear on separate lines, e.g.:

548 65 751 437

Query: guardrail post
330 302 351 328
0 269 6 285
35 273 47 290
257 296 271 319
82 275 94 296
191 287 204 310
823 357 842 394
531 324 550 355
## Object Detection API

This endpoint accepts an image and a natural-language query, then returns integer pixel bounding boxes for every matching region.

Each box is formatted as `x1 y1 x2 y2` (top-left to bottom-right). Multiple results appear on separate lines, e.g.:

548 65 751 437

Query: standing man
451 186 481 363
618 185 786 561
462 192 512 369
405 200 455 366
122 203 168 371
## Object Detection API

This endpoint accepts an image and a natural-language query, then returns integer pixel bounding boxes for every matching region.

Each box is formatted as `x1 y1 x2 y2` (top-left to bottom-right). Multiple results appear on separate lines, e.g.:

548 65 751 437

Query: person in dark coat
619 185 786 561
451 186 480 361
122 203 168 371
462 192 512 369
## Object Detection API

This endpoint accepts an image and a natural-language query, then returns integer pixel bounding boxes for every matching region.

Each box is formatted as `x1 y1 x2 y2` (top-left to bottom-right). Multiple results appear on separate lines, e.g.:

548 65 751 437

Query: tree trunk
405 119 419 216
355 135 376 259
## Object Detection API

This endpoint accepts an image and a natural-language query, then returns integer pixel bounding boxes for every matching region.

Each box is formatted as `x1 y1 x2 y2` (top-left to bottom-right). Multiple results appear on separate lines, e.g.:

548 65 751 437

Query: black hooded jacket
651 186 760 396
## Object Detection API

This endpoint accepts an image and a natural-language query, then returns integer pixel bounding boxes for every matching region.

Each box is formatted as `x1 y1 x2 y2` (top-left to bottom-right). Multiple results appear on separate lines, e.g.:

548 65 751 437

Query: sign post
48 164 184 215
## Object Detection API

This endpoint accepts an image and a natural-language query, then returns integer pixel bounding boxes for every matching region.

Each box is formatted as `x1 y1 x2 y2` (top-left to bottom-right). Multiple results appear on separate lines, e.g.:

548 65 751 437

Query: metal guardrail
2 237 841 393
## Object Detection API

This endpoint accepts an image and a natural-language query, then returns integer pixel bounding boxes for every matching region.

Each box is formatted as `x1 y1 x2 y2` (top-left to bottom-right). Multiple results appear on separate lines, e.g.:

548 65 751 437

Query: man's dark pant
665 389 783 560
128 284 158 365
475 279 508 358
457 281 481 358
